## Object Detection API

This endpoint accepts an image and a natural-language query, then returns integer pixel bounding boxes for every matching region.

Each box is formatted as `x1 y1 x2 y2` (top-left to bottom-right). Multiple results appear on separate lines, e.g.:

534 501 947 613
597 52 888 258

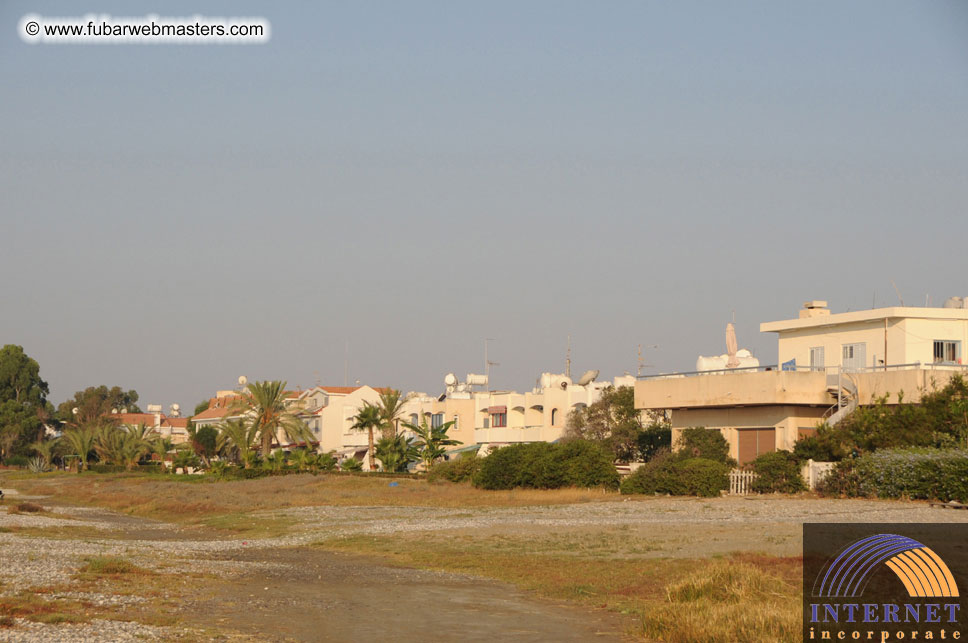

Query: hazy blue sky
2 1 967 410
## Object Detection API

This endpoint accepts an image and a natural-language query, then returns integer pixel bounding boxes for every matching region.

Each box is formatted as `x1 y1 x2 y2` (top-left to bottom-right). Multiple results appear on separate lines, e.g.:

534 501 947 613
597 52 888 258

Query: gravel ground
1 493 966 641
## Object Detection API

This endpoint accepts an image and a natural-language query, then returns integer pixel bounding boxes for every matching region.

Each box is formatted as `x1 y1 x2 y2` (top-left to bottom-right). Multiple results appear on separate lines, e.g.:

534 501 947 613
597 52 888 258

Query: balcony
474 425 550 444
635 362 968 410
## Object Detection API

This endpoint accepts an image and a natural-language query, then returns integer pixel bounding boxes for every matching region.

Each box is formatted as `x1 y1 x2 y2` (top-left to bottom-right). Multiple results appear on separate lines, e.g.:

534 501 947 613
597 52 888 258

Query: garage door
737 428 776 465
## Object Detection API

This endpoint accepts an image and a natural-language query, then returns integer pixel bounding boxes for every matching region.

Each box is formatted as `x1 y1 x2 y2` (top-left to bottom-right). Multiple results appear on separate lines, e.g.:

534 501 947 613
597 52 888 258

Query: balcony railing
637 361 968 381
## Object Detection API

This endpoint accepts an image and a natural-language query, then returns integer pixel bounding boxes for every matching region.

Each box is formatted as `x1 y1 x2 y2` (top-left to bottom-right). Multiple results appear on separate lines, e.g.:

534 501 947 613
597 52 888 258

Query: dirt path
192 547 627 642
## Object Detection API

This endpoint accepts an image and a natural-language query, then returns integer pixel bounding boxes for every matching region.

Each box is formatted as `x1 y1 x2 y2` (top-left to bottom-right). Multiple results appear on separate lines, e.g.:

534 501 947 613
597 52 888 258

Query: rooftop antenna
484 338 498 392
565 335 571 379
891 280 905 307
638 344 657 376
344 340 349 387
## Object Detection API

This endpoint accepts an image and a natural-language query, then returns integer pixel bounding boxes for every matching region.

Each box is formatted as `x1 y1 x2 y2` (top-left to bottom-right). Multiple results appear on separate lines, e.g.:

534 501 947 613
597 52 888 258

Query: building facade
635 299 968 465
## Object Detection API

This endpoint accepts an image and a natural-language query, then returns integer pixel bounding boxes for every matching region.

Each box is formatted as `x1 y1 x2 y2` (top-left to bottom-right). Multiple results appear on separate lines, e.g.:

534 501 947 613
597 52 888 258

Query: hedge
620 454 729 497
472 440 619 490
427 455 482 483
818 448 968 502
749 451 806 494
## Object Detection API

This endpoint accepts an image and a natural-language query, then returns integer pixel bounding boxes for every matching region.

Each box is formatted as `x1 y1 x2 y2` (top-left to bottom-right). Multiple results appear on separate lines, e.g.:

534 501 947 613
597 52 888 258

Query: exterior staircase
823 373 858 426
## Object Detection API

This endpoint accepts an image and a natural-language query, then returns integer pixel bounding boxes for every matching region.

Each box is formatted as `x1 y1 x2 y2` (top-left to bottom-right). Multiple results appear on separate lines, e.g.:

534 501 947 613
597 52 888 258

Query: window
841 343 866 370
934 340 961 364
431 413 444 428
551 408 558 426
491 412 506 428
409 413 419 426
809 347 825 372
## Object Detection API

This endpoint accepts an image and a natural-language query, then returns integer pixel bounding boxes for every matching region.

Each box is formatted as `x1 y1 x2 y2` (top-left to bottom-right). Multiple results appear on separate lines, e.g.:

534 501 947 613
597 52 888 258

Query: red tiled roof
318 386 362 395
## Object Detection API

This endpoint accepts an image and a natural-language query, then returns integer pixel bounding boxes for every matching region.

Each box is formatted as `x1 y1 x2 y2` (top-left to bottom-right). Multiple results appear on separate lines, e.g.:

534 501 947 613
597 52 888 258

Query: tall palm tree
350 402 382 471
216 418 259 468
232 381 313 456
376 388 409 440
94 425 150 470
61 426 97 471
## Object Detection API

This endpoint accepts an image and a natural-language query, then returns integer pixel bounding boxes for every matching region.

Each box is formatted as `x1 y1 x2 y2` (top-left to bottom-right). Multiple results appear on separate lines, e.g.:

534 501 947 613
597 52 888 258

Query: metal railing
638 361 968 381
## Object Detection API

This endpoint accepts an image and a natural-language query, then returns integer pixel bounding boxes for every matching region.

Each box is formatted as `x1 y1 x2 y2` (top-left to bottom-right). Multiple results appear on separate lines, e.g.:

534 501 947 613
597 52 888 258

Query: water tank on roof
943 297 966 309
466 373 488 387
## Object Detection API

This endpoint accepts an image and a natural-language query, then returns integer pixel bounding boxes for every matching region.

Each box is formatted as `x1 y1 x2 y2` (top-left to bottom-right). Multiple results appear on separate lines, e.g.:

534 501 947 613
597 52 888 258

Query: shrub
750 451 806 494
89 464 126 474
637 424 672 461
472 440 619 490
11 502 44 513
676 427 734 465
818 448 968 502
427 454 482 483
341 457 363 472
3 455 29 468
620 453 729 497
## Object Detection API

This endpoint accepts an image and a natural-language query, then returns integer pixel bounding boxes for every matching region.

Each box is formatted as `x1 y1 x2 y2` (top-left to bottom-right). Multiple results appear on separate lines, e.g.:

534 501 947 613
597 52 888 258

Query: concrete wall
635 370 830 410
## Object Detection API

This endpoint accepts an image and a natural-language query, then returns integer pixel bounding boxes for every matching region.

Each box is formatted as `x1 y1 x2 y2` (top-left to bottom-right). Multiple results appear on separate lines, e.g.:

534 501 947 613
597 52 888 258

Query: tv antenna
484 338 498 392
638 344 658 376
891 280 905 307
566 334 571 379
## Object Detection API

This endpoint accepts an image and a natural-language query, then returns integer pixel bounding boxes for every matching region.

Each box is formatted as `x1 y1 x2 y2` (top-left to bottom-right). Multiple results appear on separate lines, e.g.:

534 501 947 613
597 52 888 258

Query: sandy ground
1 489 967 641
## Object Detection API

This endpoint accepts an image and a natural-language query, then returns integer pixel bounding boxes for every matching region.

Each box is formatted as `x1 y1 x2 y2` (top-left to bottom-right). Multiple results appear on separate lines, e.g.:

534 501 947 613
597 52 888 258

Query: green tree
677 427 734 465
231 381 314 456
56 385 141 424
0 345 51 457
404 418 461 471
564 386 650 462
375 388 409 439
193 399 212 416
351 402 383 471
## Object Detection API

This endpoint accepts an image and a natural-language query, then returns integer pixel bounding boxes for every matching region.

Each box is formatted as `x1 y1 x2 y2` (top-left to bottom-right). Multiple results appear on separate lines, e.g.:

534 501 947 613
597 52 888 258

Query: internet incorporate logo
803 524 965 642
814 534 960 600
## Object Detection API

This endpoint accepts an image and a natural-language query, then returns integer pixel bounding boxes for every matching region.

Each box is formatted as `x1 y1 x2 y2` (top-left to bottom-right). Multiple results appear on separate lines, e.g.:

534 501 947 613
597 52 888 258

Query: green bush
818 448 968 502
620 452 729 497
472 440 618 490
89 464 127 474
676 427 735 465
427 454 482 483
637 424 672 461
341 457 363 472
750 451 806 494
3 455 29 468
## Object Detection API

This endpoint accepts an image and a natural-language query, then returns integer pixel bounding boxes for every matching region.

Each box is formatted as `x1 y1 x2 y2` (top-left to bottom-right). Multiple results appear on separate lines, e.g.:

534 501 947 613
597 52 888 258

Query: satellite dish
171 403 180 412
444 373 457 387
111 408 118 414
72 407 79 416
576 370 599 386
238 375 248 387
120 407 128 414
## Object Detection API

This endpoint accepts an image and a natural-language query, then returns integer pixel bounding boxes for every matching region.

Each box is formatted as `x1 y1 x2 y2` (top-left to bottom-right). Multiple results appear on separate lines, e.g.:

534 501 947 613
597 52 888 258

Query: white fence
728 469 758 495
801 459 835 491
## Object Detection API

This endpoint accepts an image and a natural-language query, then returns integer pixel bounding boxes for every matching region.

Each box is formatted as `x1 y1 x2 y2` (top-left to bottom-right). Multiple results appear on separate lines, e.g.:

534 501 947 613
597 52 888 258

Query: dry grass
7 501 44 514
0 592 91 625
2 471 622 526
78 556 147 576
313 531 803 641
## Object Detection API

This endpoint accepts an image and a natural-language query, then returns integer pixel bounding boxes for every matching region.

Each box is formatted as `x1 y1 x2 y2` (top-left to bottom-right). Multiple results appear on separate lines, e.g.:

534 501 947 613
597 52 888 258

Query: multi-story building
403 371 637 457
112 410 190 444
635 299 968 465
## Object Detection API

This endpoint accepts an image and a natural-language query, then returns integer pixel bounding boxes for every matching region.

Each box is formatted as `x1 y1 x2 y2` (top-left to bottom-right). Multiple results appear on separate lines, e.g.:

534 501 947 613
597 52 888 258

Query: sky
2 1 967 411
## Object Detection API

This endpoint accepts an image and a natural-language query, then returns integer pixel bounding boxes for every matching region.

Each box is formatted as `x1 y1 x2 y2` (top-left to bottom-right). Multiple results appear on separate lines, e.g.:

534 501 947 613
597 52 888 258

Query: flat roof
760 306 968 333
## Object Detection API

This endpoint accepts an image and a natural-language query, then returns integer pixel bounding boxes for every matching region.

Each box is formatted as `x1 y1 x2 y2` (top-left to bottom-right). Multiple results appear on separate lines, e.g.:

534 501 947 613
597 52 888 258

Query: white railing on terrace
637 362 968 381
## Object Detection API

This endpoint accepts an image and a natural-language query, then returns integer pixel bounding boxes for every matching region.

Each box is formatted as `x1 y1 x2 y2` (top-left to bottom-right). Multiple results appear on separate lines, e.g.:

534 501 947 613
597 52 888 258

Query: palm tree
149 437 174 472
374 434 419 472
376 388 409 440
61 426 97 471
404 418 462 471
31 439 58 468
216 418 260 468
350 402 382 471
94 425 150 470
231 381 314 457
